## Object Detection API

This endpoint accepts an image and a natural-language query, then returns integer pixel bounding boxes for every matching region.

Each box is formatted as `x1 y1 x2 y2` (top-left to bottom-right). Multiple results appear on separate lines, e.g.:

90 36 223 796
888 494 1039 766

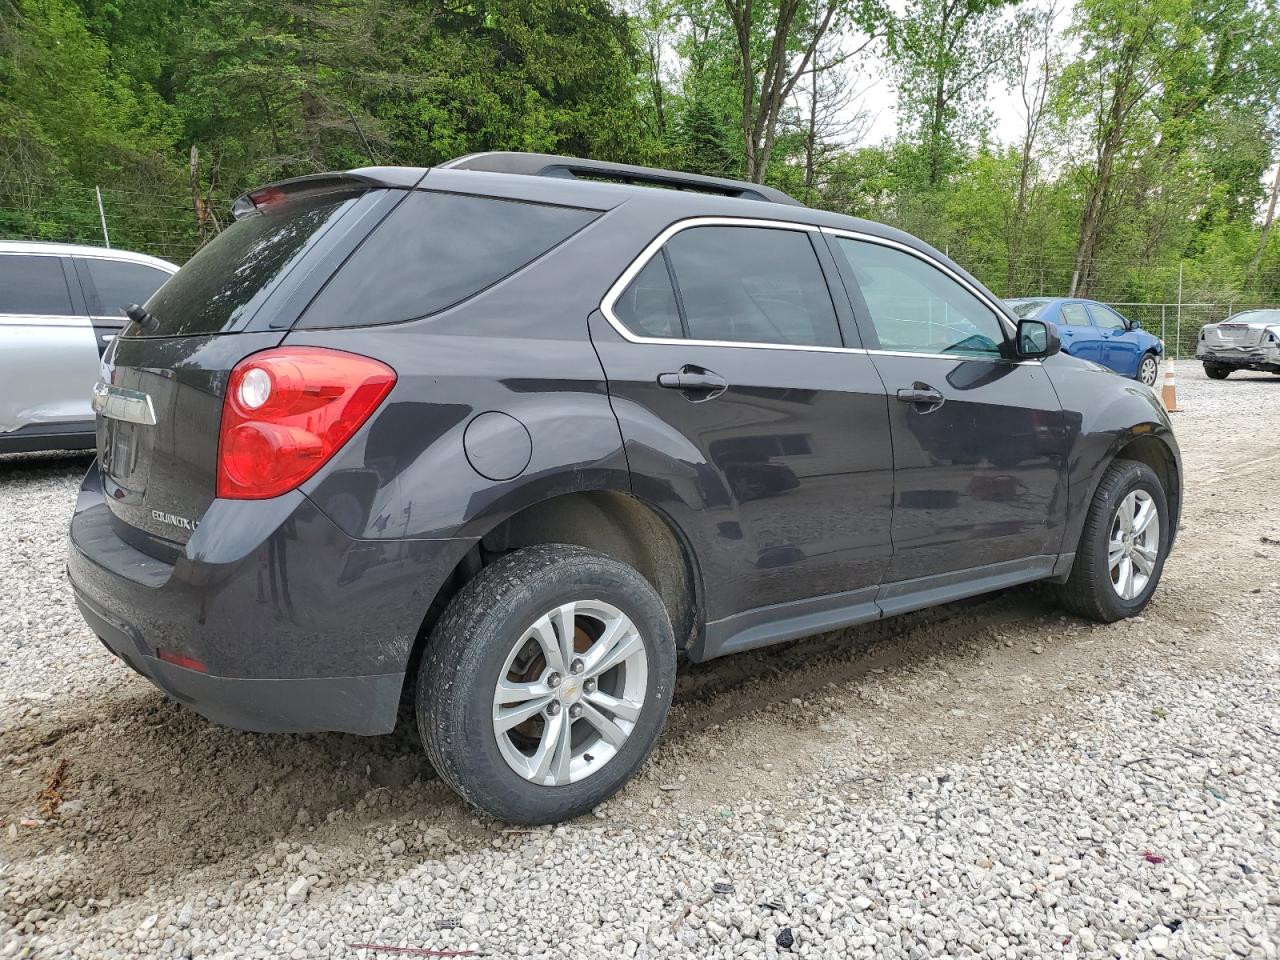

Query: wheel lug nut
568 704 582 719
584 678 597 694
570 659 584 675
546 702 561 716
546 672 561 688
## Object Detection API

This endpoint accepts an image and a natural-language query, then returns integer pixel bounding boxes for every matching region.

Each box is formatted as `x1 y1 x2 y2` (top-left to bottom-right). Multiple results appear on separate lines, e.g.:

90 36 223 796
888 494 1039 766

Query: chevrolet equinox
68 153 1182 823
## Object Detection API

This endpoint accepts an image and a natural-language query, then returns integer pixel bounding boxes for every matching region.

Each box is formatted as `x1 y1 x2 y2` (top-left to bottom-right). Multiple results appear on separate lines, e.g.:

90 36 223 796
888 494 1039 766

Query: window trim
600 216 861 354
820 227 1025 363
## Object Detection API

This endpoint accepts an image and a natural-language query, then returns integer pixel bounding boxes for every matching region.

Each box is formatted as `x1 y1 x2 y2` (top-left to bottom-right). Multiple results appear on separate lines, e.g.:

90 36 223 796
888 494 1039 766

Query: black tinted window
613 255 682 339
301 192 598 329
665 227 841 347
83 259 172 316
0 255 73 316
140 192 360 337
834 238 1004 357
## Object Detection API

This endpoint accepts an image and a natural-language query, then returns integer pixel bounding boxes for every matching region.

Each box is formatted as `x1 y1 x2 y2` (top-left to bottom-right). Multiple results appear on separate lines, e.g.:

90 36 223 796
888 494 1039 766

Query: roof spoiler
231 169 427 220
439 152 803 206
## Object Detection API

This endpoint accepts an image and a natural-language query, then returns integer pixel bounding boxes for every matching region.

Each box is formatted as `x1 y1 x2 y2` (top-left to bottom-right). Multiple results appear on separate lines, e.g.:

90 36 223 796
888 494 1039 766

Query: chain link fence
2 178 1277 356
0 177 228 265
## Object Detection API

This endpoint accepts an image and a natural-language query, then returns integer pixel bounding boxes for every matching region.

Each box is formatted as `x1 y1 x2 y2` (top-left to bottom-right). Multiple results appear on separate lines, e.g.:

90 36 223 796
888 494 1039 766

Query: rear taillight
217 347 396 499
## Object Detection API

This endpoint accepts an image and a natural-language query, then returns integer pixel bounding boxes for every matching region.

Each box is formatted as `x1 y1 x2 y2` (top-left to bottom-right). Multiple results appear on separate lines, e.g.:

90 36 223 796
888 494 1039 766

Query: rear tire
417 544 677 824
1055 459 1169 623
1204 364 1230 380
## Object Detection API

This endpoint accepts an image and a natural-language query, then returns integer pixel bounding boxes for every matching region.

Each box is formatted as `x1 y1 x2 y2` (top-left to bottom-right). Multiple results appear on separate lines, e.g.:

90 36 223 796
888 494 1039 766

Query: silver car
0 241 177 454
1196 308 1280 379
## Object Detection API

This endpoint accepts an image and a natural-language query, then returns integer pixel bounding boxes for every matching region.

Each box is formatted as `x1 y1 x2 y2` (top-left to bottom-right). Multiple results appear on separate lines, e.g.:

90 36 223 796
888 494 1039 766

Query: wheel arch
1110 433 1181 544
1056 427 1181 582
402 489 703 713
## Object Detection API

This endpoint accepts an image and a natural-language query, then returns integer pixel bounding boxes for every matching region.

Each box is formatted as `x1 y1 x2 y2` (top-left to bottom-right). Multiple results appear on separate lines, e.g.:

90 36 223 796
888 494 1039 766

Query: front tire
417 544 677 824
1136 353 1159 386
1055 459 1170 623
1204 364 1230 380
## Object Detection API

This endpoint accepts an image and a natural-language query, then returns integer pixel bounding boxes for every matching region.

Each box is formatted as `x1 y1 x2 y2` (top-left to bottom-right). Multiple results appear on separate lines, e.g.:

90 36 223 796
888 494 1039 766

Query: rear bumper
1196 348 1280 370
73 587 403 734
67 460 476 734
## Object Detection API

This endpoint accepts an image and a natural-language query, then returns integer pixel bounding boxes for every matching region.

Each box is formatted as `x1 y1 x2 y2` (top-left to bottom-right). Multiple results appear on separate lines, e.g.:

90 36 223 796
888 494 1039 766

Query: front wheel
418 544 677 824
1055 459 1170 623
1136 353 1159 387
1204 364 1230 380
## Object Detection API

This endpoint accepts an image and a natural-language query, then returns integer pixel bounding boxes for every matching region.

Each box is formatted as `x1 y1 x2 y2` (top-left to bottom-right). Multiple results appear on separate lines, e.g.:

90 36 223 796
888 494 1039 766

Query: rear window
1008 300 1047 319
298 191 599 329
136 191 362 337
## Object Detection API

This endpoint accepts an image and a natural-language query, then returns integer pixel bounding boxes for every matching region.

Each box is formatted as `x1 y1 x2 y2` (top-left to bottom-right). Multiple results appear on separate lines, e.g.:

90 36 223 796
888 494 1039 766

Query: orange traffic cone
1161 365 1180 412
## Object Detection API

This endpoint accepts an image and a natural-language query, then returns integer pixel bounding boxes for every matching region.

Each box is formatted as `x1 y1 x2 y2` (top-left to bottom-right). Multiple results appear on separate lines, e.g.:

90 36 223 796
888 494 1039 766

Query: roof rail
439 152 802 206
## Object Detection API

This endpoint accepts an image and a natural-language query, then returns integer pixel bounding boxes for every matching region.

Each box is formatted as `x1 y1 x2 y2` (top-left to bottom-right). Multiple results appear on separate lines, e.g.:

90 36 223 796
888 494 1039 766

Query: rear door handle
896 385 944 410
658 366 728 400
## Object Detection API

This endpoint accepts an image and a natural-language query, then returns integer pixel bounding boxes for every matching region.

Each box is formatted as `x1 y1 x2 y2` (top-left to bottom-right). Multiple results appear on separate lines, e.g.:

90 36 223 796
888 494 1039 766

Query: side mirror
1014 318 1060 359
1129 318 1143 330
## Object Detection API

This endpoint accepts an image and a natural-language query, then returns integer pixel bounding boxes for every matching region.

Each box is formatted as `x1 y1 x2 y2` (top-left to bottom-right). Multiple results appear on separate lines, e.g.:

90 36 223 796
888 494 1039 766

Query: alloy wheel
1139 356 1159 386
492 600 648 786
1108 489 1160 600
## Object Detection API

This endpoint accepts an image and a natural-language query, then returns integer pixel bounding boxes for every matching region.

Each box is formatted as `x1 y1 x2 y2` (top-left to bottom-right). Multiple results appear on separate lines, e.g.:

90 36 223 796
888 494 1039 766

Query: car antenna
125 303 158 332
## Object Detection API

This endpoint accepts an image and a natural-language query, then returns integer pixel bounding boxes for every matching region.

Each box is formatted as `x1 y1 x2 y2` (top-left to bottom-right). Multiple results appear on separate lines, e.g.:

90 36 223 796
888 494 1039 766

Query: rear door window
0 255 74 316
136 191 363 337
662 226 842 348
1059 303 1090 326
80 258 173 316
299 192 599 329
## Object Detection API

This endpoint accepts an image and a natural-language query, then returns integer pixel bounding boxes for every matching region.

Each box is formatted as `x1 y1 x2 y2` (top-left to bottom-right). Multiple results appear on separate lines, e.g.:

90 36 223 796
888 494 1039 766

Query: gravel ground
2 360 1278 960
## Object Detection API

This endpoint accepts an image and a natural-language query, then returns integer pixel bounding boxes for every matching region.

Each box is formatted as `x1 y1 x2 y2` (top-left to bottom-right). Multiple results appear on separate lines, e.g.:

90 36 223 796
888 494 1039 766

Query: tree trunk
1246 159 1280 283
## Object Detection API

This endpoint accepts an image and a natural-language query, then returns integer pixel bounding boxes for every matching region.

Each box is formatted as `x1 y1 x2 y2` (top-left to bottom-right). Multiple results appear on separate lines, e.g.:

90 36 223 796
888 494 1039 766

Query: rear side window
612 255 682 339
0 255 73 316
138 191 362 337
1060 303 1089 325
664 226 842 348
300 192 599 329
82 258 172 316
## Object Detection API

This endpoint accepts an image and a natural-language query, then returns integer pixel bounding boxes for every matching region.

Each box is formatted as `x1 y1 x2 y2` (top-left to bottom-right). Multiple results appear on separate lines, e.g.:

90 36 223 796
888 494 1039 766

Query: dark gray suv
68 153 1181 823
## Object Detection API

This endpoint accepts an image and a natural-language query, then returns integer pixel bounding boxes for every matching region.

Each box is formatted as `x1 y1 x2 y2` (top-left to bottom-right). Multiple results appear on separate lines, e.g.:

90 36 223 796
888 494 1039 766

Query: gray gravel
2 364 1278 960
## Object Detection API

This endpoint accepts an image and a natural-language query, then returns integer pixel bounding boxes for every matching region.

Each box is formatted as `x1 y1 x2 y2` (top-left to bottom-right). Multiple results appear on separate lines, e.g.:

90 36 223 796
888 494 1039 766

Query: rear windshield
134 190 363 337
1007 299 1048 318
1227 309 1280 325
297 191 599 329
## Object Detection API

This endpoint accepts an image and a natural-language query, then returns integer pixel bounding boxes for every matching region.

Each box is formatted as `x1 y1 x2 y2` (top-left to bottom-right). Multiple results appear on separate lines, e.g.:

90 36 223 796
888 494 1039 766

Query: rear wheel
1056 459 1169 623
1136 353 1159 386
1204 364 1230 380
417 544 676 824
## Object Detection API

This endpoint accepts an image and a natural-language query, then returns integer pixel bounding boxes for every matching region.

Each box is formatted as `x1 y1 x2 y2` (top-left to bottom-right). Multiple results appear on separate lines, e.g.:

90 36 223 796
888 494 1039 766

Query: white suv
0 241 176 454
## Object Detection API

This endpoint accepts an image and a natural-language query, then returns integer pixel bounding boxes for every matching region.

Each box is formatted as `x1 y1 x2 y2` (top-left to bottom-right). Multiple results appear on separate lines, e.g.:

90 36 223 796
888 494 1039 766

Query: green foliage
0 0 1277 311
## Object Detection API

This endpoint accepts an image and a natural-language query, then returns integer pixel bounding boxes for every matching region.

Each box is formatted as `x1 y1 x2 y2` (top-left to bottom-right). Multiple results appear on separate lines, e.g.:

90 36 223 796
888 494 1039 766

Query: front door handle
658 366 728 400
896 385 945 410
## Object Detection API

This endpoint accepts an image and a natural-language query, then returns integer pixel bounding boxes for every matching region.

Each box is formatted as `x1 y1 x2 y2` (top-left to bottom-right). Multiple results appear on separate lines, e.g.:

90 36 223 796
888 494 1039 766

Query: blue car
1005 298 1164 387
